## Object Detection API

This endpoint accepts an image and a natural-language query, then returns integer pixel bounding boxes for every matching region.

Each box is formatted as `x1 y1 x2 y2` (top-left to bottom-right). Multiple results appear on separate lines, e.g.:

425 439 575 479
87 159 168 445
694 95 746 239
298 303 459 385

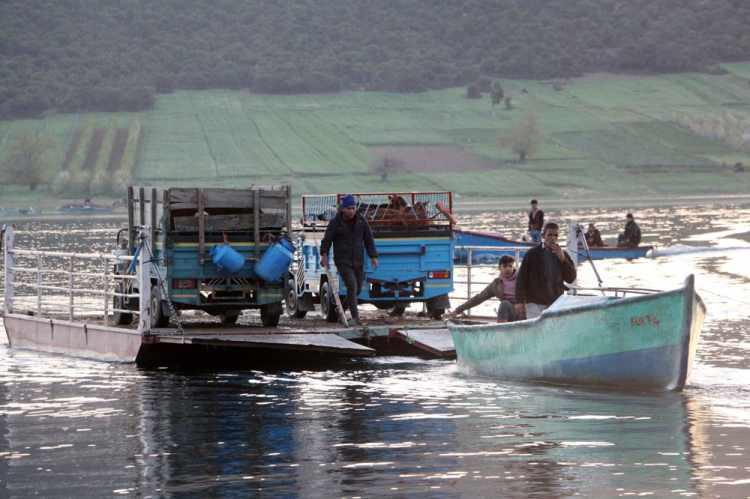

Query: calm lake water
1 203 749 498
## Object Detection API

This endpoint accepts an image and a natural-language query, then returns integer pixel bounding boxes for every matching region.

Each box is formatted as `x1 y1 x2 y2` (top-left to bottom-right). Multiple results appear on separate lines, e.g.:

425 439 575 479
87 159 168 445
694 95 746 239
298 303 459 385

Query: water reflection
1 205 750 496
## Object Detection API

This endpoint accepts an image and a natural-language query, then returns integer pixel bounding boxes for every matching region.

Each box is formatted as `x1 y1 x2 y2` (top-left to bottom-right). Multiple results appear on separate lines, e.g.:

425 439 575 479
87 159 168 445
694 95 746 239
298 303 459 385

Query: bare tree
2 132 56 190
372 154 403 182
498 110 541 163
490 81 504 106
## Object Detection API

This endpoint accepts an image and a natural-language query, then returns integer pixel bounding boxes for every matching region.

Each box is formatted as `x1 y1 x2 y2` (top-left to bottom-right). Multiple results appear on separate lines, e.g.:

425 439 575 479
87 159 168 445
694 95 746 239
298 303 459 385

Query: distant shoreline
3 193 750 224
454 193 750 214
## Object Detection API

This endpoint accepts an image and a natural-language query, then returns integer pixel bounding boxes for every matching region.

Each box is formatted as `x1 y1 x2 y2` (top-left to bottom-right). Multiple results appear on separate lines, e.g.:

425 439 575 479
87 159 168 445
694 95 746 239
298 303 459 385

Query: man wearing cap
528 199 544 243
320 194 379 325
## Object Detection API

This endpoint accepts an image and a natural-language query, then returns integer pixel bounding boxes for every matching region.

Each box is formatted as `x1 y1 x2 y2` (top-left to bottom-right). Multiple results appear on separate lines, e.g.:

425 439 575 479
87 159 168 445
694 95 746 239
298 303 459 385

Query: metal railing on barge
2 225 155 332
2 223 531 325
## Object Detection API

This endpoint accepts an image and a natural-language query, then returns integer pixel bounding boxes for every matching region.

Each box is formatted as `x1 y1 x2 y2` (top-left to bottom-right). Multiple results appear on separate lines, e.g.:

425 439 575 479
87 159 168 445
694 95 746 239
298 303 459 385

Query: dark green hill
1 0 750 118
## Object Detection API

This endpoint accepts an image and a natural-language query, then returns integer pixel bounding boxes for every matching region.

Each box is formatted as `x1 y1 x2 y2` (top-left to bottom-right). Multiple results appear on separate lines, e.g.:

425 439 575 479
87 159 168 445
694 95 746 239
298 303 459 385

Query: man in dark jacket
585 223 605 247
527 199 544 243
516 222 577 319
320 194 378 325
617 213 642 248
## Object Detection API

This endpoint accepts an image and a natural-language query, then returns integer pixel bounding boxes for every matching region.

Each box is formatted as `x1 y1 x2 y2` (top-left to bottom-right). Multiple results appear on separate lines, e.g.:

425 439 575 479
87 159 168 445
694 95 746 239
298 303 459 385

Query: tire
319 281 339 323
426 298 445 320
220 312 240 325
150 283 170 328
260 302 282 327
389 303 406 317
285 278 307 319
112 278 133 326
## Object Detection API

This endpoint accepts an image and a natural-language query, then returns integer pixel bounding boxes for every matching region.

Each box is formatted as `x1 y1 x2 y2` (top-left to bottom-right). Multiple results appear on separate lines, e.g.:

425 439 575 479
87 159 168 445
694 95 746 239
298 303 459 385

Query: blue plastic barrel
210 243 245 274
255 238 294 282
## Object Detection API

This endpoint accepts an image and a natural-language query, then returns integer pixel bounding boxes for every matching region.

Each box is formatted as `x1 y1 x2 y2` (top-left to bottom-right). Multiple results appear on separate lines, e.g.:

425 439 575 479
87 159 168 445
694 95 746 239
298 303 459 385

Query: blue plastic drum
256 238 295 282
210 243 245 274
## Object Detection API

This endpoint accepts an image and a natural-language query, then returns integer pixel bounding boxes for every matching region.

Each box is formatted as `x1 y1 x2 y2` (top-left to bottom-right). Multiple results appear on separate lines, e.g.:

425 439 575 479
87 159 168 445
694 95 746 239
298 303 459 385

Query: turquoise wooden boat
449 275 705 391
454 229 653 263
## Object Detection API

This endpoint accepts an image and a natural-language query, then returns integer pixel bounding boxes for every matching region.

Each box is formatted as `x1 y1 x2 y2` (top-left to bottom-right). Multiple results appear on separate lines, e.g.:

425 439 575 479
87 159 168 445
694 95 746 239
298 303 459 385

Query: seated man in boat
617 213 642 248
515 222 577 319
448 255 522 322
585 223 605 247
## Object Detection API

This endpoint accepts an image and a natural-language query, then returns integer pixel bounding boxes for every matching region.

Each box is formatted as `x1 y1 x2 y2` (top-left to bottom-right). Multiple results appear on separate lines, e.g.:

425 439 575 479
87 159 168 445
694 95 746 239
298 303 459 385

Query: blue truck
284 192 455 322
113 185 292 328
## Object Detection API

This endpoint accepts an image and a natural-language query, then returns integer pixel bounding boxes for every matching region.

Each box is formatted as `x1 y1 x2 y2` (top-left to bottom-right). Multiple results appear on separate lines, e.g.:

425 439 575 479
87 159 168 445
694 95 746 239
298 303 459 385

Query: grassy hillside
2 65 750 206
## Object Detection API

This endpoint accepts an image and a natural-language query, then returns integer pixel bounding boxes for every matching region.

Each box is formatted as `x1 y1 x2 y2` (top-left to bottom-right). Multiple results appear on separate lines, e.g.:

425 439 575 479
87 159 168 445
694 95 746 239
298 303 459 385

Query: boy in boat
516 222 577 319
585 223 605 247
448 255 523 322
527 199 544 243
617 213 642 248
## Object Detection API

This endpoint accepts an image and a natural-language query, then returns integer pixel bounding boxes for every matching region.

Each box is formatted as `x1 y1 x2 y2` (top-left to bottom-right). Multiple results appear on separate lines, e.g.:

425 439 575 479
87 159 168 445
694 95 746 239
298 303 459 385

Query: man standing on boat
320 194 379 326
516 222 577 319
527 199 544 243
448 255 522 322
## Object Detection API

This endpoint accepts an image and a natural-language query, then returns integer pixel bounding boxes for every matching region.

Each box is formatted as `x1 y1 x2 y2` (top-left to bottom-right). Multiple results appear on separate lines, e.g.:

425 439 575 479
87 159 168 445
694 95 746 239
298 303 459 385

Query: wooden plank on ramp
393 328 455 358
156 333 375 357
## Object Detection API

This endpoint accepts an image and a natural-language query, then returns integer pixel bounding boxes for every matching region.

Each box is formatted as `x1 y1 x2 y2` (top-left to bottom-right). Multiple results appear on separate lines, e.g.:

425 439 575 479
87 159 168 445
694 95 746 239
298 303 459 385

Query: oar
575 224 604 288
322 266 349 327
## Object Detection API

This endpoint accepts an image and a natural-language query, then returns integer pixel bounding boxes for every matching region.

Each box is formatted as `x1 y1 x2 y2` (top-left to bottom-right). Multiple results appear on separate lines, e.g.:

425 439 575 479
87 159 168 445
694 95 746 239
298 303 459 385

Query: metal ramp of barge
151 327 376 357
392 328 455 359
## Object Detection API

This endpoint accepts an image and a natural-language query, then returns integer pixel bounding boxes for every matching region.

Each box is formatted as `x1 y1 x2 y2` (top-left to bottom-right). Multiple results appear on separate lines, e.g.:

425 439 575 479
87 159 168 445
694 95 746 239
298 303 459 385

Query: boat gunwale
448 283 695 333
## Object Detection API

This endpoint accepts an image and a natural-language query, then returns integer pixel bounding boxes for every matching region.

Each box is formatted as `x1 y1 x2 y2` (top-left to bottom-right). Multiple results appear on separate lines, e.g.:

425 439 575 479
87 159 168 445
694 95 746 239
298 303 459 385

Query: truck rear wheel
320 281 339 323
261 302 282 327
389 303 407 317
426 297 446 320
220 312 240 325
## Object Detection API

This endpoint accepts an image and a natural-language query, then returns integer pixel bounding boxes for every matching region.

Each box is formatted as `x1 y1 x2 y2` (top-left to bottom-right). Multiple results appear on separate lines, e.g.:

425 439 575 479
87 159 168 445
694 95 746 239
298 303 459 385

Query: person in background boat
617 213 642 248
448 255 523 322
516 222 577 319
585 223 605 247
320 194 379 326
527 199 544 243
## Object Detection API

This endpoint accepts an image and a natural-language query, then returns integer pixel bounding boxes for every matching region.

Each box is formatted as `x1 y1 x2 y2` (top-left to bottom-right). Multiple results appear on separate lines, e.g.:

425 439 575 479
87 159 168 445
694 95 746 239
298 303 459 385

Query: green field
2 64 750 207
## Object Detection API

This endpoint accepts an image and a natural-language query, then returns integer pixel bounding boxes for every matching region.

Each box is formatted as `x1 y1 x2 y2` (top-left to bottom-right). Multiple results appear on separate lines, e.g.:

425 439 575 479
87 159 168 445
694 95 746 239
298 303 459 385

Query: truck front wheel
150 284 170 328
285 278 307 319
319 282 339 323
112 277 133 325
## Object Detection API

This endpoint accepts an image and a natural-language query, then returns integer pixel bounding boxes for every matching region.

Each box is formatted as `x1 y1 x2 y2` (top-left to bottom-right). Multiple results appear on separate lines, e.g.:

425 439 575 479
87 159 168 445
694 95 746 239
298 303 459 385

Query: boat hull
454 229 652 262
449 276 705 391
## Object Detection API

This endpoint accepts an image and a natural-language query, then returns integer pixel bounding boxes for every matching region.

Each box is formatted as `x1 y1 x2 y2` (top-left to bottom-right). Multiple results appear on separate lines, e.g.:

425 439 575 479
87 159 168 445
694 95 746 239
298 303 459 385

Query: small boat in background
58 198 114 214
0 207 36 217
449 275 705 392
454 229 653 263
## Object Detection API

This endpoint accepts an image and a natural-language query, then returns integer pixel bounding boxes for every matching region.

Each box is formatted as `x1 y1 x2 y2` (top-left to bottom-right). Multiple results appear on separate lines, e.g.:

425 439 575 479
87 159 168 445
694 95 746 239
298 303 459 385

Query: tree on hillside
490 81 504 106
498 110 541 163
1 132 56 190
372 154 404 182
